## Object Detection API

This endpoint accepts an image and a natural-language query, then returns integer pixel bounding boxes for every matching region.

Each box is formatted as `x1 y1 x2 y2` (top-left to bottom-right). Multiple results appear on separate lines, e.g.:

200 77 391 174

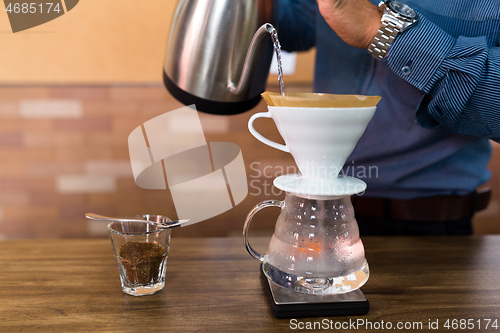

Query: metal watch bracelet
368 20 401 60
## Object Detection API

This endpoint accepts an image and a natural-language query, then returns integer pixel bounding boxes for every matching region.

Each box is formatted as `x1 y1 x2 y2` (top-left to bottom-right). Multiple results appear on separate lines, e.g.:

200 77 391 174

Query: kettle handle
248 112 290 152
243 200 283 261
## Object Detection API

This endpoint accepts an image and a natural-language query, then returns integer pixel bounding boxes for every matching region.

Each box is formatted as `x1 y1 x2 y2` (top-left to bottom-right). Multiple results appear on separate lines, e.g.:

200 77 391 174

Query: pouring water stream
268 24 286 96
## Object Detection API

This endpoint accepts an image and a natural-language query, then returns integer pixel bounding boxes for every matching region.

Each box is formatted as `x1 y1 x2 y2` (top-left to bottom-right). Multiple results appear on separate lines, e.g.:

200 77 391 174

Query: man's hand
316 0 382 49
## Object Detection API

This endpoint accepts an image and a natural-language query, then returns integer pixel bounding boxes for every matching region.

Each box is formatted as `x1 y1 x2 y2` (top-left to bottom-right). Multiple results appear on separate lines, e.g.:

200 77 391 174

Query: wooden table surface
0 236 499 332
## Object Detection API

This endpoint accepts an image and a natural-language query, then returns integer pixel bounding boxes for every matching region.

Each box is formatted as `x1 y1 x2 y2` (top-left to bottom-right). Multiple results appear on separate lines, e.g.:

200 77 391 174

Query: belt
351 187 491 222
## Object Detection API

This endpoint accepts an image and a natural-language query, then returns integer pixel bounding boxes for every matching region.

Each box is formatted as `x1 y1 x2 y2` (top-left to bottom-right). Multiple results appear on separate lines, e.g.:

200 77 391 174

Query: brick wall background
0 84 498 239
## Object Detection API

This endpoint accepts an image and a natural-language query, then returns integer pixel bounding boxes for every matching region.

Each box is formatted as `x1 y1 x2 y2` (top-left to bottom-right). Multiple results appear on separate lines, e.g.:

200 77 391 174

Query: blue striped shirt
278 0 499 199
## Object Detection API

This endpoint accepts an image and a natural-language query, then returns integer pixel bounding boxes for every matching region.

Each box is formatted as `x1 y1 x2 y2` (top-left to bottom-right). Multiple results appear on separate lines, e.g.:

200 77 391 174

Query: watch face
387 1 417 19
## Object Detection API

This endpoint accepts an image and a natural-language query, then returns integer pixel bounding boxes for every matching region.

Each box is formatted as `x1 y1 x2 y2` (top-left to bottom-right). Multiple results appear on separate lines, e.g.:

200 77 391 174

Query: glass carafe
243 192 369 294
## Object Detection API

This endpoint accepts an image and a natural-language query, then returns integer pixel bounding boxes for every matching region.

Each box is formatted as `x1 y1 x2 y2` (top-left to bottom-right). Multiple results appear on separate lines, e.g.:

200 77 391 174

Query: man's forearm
316 0 382 49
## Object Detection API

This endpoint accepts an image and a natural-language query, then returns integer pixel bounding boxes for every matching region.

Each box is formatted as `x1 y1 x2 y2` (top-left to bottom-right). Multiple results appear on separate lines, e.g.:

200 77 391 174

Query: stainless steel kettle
163 0 278 115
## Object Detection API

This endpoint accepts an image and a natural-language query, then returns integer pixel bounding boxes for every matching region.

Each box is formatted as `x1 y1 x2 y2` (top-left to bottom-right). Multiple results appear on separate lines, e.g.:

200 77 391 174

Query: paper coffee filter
261 92 381 108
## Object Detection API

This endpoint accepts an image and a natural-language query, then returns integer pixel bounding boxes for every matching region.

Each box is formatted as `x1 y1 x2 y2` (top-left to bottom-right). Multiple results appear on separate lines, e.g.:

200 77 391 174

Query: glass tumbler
107 215 171 296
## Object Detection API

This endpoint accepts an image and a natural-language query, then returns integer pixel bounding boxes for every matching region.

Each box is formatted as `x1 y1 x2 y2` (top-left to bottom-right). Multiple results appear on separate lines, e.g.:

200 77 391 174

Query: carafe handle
248 112 289 152
243 200 283 261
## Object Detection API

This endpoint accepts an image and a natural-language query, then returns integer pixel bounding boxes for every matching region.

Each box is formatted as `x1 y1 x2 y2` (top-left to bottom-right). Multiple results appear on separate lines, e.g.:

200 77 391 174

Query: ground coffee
119 242 165 285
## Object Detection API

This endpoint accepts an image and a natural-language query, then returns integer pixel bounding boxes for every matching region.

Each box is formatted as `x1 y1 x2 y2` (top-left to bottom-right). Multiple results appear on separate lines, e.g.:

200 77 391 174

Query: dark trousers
355 215 473 236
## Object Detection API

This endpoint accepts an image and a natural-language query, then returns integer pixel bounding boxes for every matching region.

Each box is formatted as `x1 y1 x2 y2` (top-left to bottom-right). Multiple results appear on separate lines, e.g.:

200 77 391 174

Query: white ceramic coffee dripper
248 105 376 196
244 103 377 295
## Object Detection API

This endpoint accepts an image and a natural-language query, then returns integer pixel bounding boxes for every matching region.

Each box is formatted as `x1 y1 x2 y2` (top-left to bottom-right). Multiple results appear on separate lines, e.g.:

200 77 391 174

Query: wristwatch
368 1 419 60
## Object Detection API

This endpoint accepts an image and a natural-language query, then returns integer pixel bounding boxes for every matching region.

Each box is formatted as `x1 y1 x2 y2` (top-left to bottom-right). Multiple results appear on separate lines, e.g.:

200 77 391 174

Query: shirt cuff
381 15 455 93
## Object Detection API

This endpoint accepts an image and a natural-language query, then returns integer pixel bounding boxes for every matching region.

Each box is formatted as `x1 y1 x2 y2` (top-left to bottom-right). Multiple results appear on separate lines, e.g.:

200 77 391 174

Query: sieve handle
248 112 289 152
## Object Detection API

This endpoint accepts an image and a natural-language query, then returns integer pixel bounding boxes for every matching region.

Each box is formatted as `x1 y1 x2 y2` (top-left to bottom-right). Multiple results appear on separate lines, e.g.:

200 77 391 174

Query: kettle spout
227 23 277 96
